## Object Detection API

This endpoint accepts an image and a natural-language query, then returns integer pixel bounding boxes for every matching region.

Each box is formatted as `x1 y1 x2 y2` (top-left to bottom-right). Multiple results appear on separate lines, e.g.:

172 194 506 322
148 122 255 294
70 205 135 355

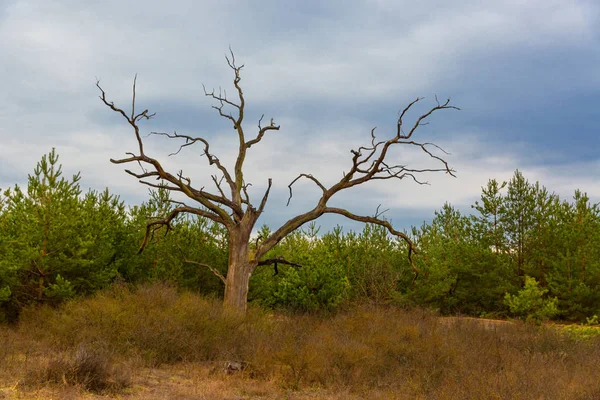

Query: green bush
250 227 350 313
559 324 600 340
504 276 559 323
0 286 10 303
44 274 76 301
268 264 349 313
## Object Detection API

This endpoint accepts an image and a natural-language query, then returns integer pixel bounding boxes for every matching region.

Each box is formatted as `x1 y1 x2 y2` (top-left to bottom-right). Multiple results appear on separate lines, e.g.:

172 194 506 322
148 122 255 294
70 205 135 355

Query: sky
1 0 599 233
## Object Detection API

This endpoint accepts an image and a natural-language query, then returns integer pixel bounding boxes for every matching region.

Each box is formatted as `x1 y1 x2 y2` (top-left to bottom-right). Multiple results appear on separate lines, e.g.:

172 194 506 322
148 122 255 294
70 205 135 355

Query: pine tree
1 149 83 303
526 183 559 286
471 179 507 251
0 190 14 306
548 191 600 319
0 149 125 308
503 170 536 285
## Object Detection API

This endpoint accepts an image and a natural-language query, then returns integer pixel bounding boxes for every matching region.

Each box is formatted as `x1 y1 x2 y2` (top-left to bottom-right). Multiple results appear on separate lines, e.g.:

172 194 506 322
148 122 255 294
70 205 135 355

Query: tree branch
202 49 253 209
257 178 272 215
97 79 240 226
287 174 327 206
211 174 227 199
246 115 281 148
257 256 302 276
258 98 458 276
322 207 419 284
138 206 224 253
241 181 251 205
96 77 155 157
178 245 226 284
149 130 236 191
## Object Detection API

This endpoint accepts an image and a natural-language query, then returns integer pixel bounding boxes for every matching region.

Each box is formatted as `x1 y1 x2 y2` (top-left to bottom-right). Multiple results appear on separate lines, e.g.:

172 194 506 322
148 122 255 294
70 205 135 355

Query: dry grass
1 283 599 399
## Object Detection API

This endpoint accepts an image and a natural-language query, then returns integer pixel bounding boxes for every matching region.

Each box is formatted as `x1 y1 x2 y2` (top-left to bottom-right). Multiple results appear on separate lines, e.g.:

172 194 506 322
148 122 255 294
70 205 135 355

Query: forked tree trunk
223 226 256 312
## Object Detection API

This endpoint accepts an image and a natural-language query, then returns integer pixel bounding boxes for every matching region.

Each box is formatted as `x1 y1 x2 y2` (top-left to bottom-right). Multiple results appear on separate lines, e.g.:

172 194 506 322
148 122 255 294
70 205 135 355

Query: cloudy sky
1 0 599 233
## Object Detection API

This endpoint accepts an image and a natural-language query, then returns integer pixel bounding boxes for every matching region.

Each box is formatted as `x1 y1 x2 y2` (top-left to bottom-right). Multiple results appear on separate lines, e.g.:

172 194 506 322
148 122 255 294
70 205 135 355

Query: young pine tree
0 149 123 308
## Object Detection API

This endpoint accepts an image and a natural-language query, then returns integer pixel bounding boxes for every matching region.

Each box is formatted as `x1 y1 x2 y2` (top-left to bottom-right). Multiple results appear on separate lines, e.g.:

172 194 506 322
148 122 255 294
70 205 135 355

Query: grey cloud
2 0 600 232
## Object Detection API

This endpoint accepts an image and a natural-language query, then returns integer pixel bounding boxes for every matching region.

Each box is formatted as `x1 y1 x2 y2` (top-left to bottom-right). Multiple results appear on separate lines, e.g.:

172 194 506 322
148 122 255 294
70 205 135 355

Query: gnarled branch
149 130 236 191
97 79 239 227
287 174 327 206
257 98 458 275
138 206 223 253
323 207 418 281
246 114 281 148
258 256 302 276
257 178 273 215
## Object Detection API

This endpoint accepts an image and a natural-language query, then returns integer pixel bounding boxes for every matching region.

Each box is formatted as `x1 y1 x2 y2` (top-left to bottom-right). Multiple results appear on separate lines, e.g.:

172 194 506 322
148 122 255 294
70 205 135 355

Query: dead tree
97 51 458 312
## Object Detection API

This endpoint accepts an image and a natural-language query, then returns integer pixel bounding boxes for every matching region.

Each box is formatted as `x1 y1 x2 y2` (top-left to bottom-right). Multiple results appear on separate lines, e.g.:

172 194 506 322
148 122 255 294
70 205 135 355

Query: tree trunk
223 226 255 312
38 275 45 302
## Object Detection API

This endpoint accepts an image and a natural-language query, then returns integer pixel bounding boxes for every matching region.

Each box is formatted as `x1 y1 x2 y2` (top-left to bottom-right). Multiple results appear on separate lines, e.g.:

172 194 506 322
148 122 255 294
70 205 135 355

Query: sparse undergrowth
22 344 131 393
1 283 599 399
555 324 600 340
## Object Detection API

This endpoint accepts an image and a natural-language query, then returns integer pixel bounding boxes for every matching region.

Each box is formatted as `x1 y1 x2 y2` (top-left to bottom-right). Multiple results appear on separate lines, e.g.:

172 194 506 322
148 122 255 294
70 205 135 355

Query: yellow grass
1 283 599 399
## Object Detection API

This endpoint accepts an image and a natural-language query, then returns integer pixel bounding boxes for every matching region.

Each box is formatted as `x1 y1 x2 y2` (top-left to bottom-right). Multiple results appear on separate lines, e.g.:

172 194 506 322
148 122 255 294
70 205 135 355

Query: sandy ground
0 361 381 400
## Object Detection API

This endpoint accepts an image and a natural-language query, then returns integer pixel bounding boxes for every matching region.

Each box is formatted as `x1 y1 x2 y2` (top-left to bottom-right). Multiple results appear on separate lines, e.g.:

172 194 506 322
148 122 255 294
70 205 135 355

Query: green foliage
504 276 559 323
267 265 349 313
341 224 409 302
502 170 536 282
405 203 513 315
122 188 228 295
250 224 349 312
545 191 600 320
43 274 75 300
75 188 129 293
0 286 10 303
0 150 127 313
558 324 600 340
2 148 600 321
471 178 506 250
0 149 85 304
402 171 600 321
0 192 14 305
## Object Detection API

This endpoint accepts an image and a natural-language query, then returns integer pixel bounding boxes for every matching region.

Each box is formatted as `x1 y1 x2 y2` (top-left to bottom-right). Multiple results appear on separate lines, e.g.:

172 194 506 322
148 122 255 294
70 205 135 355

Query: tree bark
223 226 255 312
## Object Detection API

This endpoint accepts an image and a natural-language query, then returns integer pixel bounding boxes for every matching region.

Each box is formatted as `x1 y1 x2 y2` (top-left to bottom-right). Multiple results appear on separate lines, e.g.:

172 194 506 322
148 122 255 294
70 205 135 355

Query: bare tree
97 51 458 312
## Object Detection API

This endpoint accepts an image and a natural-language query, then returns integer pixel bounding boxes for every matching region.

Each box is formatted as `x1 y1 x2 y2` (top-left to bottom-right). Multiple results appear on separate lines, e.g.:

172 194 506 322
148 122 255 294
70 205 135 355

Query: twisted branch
257 97 459 279
257 256 302 276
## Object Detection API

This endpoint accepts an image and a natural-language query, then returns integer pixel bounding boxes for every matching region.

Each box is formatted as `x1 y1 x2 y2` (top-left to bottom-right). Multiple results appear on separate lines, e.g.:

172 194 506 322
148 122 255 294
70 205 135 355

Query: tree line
0 149 598 322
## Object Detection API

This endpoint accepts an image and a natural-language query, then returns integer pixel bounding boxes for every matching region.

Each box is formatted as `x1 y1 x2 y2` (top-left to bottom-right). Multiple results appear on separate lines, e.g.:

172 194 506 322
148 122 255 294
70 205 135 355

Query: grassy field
1 283 599 399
